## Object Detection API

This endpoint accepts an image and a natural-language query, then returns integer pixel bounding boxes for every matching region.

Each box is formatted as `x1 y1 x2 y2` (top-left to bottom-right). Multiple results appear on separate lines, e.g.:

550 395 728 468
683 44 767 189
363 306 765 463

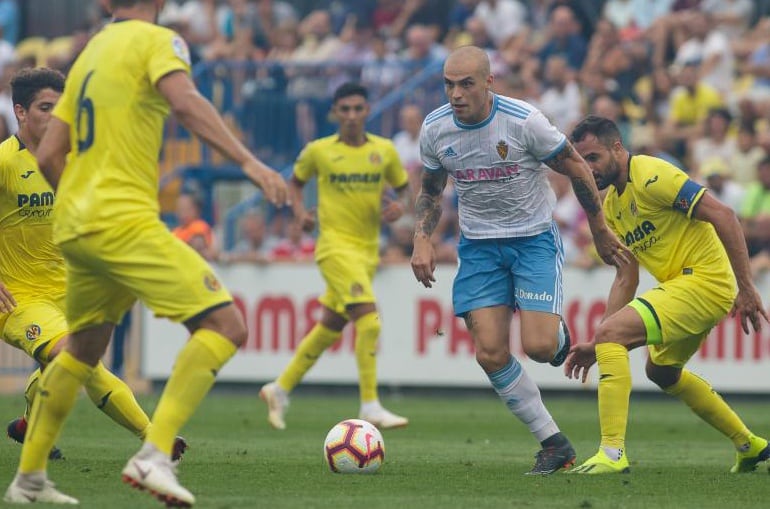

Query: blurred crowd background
9 0 770 275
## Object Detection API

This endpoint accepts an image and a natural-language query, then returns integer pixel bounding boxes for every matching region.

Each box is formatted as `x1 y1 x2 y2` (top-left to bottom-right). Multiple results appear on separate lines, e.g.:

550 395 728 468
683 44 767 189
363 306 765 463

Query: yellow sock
276 324 340 392
354 312 380 403
85 362 150 439
664 369 750 447
146 329 236 456
596 342 631 450
22 368 42 421
19 351 93 473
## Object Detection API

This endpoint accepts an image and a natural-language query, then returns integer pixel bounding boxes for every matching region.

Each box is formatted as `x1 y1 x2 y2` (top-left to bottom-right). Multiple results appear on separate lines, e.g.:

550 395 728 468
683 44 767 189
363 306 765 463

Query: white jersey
420 94 566 239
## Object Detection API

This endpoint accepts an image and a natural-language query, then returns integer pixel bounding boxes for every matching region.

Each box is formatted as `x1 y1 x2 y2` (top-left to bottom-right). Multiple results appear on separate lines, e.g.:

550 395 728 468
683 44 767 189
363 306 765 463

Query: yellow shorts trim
628 298 663 345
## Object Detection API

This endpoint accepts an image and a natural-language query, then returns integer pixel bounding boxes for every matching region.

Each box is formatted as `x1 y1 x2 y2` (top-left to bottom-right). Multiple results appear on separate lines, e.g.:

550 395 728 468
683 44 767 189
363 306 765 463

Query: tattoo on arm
545 142 601 217
414 170 447 238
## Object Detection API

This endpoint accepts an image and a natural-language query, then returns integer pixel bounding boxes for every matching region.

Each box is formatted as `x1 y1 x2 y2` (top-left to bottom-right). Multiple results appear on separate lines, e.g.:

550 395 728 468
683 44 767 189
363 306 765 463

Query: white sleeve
419 123 442 171
521 108 567 162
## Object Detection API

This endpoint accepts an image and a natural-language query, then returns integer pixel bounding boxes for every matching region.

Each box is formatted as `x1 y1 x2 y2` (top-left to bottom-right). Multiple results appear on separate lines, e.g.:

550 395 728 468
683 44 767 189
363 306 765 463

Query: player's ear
13 103 25 125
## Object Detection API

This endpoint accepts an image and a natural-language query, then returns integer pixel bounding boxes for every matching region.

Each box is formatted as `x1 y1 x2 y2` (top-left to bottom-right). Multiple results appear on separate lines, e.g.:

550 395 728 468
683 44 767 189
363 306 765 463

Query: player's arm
604 256 640 320
692 191 769 332
411 168 447 288
37 116 71 191
289 175 316 233
544 142 630 267
382 183 410 223
156 71 287 206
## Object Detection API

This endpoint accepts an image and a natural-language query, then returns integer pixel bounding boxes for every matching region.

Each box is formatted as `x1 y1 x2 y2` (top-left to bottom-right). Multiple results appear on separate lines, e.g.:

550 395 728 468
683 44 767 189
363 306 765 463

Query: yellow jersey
293 133 408 259
51 19 191 243
604 154 734 285
0 135 66 302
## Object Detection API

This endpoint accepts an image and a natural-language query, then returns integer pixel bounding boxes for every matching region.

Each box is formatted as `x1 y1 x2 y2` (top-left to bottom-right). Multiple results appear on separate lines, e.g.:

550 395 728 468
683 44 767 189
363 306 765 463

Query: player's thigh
0 300 68 363
60 237 135 332
453 236 512 318
317 252 377 318
507 223 564 316
638 276 732 367
464 305 513 359
110 226 233 323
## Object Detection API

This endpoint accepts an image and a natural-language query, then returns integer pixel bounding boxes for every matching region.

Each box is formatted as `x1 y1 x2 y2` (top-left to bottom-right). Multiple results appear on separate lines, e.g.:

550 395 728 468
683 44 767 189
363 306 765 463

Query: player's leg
117 225 237 506
465 305 574 474
262 304 346 429
648 343 769 473
1 302 80 461
348 302 408 429
570 304 646 474
511 223 571 366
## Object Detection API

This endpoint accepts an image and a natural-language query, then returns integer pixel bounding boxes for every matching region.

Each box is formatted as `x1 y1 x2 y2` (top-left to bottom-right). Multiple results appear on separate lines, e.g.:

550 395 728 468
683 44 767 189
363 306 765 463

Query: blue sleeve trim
540 136 567 163
672 179 705 217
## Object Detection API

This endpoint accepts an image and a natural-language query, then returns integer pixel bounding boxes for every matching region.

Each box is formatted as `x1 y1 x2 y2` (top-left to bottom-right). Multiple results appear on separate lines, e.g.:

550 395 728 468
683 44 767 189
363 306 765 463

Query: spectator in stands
700 157 745 213
739 156 770 256
673 10 734 97
538 54 581 133
630 122 686 170
590 94 631 147
393 103 423 197
472 0 528 53
730 121 767 186
172 192 217 262
662 61 724 159
399 24 447 71
270 217 315 262
220 211 274 264
380 213 415 264
701 0 754 38
537 5 588 71
690 107 736 172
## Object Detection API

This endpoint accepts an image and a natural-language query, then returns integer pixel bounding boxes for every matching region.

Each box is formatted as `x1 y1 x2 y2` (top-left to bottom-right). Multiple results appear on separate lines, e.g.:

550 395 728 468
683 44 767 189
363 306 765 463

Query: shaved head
445 45 490 79
443 45 493 125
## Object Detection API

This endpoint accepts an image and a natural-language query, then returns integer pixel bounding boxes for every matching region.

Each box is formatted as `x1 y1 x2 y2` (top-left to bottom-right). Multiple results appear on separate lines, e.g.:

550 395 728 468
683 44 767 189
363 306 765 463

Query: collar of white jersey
453 94 498 130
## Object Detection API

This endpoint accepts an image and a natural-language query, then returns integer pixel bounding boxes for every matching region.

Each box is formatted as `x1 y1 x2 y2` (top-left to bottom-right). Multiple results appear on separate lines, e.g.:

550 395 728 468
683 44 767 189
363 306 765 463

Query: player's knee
198 304 247 347
522 341 554 364
594 321 622 346
645 362 679 389
475 347 508 372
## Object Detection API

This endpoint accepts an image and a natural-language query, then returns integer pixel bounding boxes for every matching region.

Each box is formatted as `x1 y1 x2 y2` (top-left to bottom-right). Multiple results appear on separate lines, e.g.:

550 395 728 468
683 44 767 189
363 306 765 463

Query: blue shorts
453 223 564 317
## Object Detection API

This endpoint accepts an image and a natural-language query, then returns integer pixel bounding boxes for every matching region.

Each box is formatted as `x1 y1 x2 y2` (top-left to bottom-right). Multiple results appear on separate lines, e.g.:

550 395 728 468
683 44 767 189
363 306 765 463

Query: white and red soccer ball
323 419 385 474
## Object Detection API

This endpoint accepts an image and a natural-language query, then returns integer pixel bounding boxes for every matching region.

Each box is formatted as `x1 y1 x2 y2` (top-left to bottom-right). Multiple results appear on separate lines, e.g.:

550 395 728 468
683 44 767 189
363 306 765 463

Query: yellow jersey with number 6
51 19 191 244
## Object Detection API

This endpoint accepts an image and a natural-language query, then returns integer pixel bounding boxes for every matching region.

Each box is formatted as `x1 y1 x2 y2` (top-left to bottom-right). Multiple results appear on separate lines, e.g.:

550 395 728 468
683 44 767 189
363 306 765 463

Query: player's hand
593 226 631 267
564 342 596 383
298 209 316 233
731 286 769 334
381 196 404 223
0 281 16 314
244 160 289 206
411 235 436 288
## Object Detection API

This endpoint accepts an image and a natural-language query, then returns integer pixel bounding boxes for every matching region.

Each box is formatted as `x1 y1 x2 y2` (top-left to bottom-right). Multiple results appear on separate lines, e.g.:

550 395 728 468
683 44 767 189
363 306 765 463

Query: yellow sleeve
147 29 191 86
293 143 317 182
385 141 409 189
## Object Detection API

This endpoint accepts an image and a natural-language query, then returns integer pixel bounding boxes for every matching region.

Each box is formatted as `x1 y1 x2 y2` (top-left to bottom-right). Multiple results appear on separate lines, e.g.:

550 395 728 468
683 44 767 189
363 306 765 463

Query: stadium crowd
7 0 770 273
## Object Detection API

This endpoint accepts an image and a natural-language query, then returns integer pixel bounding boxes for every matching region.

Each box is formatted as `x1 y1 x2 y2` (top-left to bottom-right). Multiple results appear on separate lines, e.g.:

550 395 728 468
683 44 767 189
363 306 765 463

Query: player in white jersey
411 46 629 475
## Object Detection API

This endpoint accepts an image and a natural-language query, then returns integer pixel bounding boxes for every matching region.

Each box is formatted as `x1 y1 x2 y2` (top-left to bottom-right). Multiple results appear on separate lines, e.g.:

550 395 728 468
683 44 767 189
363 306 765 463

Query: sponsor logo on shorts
203 273 221 292
350 282 364 297
25 324 41 341
515 288 553 302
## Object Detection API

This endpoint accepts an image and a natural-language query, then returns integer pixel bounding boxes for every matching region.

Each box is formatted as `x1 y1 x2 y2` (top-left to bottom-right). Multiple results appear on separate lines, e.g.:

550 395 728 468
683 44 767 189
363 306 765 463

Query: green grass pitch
0 390 768 508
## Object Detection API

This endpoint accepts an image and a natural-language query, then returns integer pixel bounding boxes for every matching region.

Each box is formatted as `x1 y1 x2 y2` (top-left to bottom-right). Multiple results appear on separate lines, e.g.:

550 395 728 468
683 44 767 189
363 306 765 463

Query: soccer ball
323 419 385 474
